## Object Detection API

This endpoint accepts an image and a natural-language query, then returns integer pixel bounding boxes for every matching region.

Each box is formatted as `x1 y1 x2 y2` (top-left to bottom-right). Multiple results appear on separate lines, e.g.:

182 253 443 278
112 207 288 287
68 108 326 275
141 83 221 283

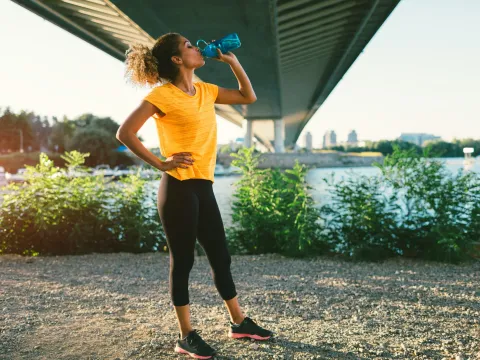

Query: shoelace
186 330 210 350
247 317 271 334
243 317 260 327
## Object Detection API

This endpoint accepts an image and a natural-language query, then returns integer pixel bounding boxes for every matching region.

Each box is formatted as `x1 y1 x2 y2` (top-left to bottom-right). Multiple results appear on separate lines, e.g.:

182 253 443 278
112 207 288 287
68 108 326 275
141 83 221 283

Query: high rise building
347 130 358 145
398 133 441 146
305 131 313 151
322 130 337 148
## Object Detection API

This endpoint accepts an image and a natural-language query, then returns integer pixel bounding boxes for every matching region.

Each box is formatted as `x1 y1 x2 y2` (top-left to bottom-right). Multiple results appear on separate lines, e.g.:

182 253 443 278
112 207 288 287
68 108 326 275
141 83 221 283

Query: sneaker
228 316 274 340
174 329 217 359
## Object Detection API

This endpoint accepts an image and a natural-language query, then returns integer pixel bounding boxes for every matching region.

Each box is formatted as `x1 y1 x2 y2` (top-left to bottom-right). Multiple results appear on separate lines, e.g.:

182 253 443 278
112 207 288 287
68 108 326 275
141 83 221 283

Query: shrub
320 174 399 262
226 147 327 257
377 146 480 262
320 145 480 263
0 151 165 255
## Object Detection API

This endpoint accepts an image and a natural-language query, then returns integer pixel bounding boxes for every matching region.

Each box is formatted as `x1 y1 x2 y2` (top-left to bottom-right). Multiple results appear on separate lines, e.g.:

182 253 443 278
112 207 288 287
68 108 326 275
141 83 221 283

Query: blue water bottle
196 33 241 58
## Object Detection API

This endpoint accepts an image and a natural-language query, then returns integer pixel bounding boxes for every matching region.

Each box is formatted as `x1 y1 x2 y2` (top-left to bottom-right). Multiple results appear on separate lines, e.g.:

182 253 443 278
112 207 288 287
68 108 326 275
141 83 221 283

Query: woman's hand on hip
160 152 194 171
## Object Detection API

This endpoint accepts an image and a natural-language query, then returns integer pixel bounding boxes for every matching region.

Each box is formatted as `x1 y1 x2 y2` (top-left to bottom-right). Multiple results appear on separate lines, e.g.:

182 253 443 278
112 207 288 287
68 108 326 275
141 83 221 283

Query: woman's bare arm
116 101 194 171
213 49 257 105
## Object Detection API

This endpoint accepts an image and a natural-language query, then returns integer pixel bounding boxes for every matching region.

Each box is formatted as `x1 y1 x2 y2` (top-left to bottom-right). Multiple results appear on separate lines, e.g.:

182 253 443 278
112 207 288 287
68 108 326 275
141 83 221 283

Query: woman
117 33 273 359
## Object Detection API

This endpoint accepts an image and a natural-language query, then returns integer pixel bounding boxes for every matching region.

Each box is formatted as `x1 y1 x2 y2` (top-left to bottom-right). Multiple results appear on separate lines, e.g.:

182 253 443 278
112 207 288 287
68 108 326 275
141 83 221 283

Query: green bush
226 147 328 257
0 151 165 256
320 146 480 263
320 174 399 262
378 146 480 262
0 151 66 173
0 150 138 174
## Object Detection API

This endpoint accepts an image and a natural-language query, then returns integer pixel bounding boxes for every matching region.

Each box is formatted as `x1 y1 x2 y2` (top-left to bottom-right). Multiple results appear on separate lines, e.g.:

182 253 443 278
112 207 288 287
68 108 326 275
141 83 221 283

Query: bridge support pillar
243 119 253 148
274 118 285 153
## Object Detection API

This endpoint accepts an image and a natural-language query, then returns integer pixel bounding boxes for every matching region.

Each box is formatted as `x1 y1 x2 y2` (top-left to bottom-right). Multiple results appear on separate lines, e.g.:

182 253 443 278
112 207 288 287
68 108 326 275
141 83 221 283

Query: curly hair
124 32 182 87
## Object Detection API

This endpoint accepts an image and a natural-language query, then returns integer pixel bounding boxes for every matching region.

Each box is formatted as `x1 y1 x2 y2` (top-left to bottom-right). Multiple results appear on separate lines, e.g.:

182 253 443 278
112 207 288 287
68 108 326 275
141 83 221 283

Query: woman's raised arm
213 49 257 105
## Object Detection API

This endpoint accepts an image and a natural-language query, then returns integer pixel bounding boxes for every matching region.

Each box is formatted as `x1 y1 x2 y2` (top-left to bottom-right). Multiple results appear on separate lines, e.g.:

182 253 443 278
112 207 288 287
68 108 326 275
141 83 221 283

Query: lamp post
463 147 475 168
18 129 24 153
463 147 474 158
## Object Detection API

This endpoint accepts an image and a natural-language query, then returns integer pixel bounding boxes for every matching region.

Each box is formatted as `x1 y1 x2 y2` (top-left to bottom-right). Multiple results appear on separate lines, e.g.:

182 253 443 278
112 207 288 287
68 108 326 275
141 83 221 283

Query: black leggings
157 172 237 306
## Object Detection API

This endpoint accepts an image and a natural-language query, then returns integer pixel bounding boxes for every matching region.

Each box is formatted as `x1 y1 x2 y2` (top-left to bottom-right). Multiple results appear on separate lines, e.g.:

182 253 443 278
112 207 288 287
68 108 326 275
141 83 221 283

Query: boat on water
93 164 117 177
225 164 242 174
5 168 27 183
214 164 227 176
214 164 243 176
3 165 158 184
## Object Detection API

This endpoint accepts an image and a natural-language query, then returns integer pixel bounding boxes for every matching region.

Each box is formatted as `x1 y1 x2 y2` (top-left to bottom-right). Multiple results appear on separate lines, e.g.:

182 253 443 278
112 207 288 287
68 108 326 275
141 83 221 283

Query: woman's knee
171 255 195 275
210 252 232 273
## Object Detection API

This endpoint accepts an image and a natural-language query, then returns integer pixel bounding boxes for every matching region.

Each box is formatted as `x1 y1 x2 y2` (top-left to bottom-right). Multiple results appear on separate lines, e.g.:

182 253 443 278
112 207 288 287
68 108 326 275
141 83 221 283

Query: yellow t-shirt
144 81 219 183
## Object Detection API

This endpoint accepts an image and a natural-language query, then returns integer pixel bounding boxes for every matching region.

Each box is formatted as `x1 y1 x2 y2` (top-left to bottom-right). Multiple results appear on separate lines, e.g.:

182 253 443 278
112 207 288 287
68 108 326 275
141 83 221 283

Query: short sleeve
143 86 169 114
203 82 219 102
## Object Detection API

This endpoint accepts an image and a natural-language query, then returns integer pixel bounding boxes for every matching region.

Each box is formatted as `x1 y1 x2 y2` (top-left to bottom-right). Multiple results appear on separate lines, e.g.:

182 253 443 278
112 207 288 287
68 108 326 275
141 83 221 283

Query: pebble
1 253 478 360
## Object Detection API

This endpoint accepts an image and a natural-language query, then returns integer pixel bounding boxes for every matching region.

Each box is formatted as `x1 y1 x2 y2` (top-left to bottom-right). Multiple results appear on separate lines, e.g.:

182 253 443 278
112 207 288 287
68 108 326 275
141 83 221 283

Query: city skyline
317 129 449 149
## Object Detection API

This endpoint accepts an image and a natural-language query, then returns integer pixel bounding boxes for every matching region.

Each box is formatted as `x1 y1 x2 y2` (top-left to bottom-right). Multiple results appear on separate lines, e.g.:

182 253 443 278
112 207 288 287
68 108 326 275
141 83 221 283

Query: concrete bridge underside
12 0 401 152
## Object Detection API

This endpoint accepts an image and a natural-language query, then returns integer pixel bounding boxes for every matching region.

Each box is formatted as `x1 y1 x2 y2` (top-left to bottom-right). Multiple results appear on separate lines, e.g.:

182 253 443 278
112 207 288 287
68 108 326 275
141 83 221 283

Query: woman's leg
157 174 199 338
173 304 193 338
195 181 245 324
223 296 246 325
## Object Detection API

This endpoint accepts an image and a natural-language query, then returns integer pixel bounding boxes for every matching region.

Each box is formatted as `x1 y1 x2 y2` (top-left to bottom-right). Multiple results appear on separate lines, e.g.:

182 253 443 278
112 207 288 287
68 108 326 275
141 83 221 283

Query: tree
0 108 35 152
72 113 144 142
424 140 462 157
30 115 52 151
73 113 116 133
330 145 346 152
374 140 422 156
66 127 118 166
48 116 75 153
455 138 480 156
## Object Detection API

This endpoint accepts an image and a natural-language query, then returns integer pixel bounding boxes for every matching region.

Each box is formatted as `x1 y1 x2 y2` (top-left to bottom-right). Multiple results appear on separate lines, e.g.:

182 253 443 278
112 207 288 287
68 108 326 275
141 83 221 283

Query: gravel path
1 253 479 360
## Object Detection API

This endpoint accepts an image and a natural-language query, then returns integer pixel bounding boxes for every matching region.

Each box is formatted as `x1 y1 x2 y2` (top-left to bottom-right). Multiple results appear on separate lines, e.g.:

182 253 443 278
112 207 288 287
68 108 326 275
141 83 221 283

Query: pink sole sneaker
228 331 271 340
174 346 214 359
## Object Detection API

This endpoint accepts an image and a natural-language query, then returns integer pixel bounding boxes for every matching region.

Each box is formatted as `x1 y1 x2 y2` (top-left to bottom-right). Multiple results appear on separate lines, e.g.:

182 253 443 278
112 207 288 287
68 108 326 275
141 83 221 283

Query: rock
125 348 139 357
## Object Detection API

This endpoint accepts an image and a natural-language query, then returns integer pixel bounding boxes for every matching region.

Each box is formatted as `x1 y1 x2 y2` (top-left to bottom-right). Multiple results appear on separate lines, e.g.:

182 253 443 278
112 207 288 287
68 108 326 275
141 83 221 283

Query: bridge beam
274 118 285 153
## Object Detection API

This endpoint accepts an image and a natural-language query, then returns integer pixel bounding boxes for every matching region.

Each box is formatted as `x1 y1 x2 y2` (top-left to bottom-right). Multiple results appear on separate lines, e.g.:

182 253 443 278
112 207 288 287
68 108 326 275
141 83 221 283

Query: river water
150 157 479 227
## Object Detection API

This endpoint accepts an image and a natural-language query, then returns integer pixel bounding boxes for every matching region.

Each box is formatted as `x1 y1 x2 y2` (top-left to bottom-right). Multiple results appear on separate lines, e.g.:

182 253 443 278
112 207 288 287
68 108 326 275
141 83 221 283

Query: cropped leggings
157 172 237 306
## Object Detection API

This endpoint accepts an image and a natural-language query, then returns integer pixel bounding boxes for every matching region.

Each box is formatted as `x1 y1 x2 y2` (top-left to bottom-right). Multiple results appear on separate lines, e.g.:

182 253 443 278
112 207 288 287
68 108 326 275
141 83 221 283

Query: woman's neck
172 70 195 94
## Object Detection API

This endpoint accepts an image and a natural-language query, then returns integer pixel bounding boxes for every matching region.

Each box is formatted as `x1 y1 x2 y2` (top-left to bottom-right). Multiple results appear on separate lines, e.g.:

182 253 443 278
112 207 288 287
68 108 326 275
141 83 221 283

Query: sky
0 0 479 149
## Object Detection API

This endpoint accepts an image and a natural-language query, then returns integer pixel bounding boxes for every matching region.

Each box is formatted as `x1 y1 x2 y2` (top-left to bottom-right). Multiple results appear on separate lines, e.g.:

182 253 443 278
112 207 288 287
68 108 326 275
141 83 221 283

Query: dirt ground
1 252 479 360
